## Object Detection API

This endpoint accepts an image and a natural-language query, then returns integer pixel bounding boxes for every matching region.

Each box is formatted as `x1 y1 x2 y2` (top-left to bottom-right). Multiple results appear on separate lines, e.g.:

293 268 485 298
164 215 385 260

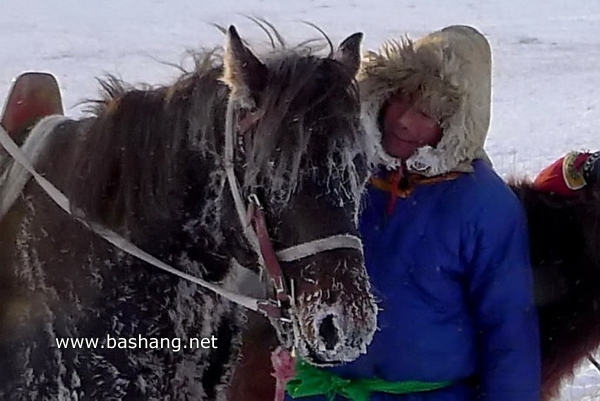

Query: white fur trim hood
360 25 493 176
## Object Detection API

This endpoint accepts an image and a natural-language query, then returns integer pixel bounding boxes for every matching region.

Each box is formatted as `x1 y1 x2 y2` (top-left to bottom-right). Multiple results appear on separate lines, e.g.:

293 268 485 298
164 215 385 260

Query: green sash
286 359 453 401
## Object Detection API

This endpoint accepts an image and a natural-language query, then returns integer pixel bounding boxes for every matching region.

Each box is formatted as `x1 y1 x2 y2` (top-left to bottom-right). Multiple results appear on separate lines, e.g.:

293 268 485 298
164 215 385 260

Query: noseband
0 95 363 350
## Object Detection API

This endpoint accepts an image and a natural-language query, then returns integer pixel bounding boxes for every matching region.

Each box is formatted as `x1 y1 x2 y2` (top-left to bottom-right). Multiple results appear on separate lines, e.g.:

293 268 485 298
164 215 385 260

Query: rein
0 96 363 349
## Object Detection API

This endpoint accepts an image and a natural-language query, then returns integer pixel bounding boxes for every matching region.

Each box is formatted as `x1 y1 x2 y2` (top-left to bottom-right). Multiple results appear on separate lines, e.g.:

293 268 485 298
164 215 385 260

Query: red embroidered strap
534 151 592 196
251 205 291 304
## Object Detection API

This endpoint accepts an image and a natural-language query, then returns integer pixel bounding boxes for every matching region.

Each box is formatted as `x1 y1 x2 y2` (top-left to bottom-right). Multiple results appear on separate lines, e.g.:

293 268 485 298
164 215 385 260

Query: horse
0 25 379 400
510 179 600 400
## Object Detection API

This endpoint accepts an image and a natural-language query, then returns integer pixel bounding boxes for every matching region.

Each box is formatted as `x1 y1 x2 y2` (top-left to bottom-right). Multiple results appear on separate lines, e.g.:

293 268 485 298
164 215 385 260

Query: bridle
0 95 364 349
221 97 364 346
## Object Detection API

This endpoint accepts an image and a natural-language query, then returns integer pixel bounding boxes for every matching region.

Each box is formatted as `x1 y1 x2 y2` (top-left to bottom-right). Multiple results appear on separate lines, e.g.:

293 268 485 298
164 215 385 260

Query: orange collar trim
370 171 462 199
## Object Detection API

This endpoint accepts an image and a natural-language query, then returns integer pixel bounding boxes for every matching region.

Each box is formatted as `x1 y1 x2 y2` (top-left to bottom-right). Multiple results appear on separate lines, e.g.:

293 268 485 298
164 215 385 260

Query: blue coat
286 160 541 401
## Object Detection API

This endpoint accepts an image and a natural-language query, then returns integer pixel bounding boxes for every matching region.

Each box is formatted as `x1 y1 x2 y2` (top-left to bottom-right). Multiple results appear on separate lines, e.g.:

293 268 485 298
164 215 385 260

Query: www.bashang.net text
55 334 218 353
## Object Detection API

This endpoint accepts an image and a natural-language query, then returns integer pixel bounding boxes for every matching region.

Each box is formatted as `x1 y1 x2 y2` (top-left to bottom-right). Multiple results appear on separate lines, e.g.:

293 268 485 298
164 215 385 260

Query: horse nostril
318 315 339 351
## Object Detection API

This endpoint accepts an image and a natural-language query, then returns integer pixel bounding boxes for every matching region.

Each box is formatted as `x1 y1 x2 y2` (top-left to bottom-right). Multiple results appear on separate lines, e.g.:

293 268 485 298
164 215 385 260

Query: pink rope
271 346 296 401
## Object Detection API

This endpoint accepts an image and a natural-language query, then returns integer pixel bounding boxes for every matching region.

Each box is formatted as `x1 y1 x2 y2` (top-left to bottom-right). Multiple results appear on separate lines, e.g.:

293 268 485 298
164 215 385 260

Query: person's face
381 94 442 160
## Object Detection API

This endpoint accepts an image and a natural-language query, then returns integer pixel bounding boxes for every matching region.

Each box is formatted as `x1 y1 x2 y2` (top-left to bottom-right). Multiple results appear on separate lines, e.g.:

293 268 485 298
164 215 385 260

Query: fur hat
360 25 493 176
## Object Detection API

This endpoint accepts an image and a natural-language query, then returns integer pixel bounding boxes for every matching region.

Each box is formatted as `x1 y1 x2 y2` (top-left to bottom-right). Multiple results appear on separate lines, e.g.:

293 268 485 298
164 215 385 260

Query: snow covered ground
1 0 599 399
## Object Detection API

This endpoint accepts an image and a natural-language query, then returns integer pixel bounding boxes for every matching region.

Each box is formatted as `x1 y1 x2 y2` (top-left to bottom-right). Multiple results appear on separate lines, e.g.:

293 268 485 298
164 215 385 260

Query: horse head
221 26 377 365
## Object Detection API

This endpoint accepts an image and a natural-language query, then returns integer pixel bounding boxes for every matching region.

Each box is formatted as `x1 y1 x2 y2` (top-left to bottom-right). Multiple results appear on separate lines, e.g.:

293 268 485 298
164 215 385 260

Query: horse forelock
239 50 369 210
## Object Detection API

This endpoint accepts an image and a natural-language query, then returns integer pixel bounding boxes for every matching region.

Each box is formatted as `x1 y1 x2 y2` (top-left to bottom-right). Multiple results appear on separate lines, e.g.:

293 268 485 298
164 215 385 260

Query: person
284 25 541 401
533 150 600 195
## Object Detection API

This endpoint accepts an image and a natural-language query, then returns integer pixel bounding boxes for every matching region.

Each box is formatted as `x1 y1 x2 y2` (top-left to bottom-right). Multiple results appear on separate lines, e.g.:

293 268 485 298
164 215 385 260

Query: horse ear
223 25 268 102
333 32 363 77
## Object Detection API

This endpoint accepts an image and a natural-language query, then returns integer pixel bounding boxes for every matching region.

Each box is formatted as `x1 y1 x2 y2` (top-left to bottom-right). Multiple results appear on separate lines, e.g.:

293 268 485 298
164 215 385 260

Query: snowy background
1 0 599 399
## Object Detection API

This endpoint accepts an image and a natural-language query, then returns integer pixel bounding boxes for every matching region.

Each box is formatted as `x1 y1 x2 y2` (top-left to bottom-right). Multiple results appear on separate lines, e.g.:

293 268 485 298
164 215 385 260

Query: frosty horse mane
0 26 377 400
511 180 600 400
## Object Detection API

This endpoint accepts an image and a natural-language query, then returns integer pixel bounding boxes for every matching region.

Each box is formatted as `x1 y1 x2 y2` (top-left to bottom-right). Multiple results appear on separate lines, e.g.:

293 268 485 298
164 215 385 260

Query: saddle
1 72 64 146
0 72 65 219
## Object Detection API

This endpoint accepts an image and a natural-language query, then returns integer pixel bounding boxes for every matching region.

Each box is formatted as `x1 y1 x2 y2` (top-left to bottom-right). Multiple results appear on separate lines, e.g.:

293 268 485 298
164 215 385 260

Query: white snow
1 0 599 399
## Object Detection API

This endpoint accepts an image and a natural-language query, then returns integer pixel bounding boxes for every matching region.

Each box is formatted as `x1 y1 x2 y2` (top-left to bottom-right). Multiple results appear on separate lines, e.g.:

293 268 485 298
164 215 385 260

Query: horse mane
509 178 600 399
65 30 368 238
66 49 228 233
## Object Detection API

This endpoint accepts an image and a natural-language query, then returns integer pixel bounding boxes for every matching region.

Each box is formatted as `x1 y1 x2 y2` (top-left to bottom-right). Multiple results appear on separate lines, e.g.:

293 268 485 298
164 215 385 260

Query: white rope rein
0 122 262 313
0 102 363 315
